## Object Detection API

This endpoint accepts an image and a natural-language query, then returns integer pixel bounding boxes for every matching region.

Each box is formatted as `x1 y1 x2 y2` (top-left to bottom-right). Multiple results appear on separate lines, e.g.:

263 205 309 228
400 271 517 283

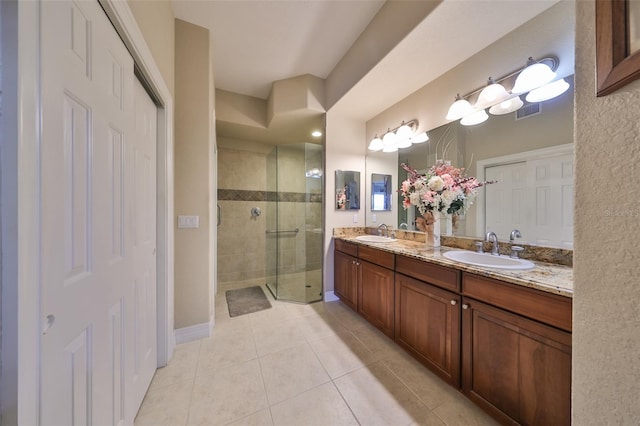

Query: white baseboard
324 291 339 302
174 319 213 344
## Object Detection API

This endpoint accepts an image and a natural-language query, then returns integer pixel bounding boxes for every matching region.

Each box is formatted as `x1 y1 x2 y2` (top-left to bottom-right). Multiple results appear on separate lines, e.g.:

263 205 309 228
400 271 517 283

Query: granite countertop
335 235 573 298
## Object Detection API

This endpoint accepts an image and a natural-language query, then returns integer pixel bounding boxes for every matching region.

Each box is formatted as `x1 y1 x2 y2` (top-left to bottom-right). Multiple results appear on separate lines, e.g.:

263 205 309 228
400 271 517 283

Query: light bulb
460 110 489 126
446 95 473 121
488 96 524 115
368 135 383 151
382 130 398 152
396 122 413 140
512 58 556 94
525 79 570 103
410 132 429 143
476 78 510 109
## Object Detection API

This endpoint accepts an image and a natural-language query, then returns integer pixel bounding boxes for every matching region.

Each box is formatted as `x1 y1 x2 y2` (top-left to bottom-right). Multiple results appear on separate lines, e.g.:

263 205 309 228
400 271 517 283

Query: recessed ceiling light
311 130 322 137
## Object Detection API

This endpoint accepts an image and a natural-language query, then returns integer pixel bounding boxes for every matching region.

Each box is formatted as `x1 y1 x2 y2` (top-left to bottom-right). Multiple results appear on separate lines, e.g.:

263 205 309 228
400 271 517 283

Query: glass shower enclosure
265 143 323 303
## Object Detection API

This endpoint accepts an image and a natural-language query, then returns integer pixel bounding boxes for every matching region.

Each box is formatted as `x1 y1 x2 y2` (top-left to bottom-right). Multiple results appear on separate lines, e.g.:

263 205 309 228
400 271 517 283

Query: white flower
409 192 422 206
427 176 444 192
441 189 458 205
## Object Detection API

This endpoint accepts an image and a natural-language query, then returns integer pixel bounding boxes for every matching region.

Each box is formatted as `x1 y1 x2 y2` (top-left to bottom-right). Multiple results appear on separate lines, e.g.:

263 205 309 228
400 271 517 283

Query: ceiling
171 0 385 100
171 0 561 141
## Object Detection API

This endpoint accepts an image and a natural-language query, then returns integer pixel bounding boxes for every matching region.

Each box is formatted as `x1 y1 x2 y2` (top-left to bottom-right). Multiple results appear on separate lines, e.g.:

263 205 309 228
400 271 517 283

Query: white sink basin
443 250 535 270
355 235 397 244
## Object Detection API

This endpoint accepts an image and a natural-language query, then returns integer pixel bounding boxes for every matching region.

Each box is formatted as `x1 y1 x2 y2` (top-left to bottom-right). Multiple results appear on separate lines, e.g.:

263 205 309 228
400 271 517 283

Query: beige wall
323 112 367 294
127 0 175 96
574 2 640 423
365 1 574 142
174 19 214 329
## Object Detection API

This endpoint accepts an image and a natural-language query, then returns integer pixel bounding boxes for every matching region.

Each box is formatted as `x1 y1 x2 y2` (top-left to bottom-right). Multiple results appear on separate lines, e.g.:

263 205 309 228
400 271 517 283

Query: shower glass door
266 143 323 303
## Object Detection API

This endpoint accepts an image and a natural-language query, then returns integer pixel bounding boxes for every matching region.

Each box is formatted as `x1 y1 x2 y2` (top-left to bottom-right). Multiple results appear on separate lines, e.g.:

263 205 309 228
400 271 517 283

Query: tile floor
135 283 498 426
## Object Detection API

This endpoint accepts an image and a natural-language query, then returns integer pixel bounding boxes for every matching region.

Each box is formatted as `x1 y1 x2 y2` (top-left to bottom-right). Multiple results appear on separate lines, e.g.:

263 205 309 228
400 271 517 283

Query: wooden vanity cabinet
395 272 461 386
357 246 395 338
333 240 358 310
333 240 573 425
461 273 572 426
334 241 395 337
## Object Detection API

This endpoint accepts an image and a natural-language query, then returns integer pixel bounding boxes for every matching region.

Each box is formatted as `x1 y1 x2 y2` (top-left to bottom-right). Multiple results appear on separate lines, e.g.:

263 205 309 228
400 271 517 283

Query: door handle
217 204 221 226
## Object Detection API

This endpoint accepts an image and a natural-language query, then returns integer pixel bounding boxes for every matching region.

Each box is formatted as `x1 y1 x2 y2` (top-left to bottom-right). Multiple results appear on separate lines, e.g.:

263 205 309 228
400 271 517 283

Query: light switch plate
352 214 358 223
178 215 199 228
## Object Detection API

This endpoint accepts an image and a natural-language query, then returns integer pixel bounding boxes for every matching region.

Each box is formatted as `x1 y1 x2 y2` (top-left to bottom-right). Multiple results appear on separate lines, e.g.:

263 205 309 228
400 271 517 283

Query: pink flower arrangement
400 160 494 217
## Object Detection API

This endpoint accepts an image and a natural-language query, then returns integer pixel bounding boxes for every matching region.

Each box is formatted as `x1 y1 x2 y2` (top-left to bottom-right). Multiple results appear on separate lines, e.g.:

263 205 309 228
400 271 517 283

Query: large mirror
395 80 573 248
365 2 575 249
335 170 360 210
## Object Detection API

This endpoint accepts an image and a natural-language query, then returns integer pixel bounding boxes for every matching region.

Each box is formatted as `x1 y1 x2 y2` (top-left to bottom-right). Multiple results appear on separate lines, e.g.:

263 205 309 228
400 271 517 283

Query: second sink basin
355 235 397 244
443 250 535 270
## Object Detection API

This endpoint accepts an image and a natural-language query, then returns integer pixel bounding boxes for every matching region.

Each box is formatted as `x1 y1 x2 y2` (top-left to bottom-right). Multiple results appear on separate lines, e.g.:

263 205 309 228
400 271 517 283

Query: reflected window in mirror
371 173 392 211
335 170 360 210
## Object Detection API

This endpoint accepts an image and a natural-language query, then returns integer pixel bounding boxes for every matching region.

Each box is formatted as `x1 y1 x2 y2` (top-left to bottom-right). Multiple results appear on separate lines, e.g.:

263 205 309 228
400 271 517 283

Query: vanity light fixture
369 119 425 152
311 130 323 137
446 56 568 125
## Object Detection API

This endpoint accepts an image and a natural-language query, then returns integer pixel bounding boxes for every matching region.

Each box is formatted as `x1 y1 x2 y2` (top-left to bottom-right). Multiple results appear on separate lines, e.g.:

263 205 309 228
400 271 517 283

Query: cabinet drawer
462 272 572 332
396 255 460 292
359 245 394 269
335 239 358 257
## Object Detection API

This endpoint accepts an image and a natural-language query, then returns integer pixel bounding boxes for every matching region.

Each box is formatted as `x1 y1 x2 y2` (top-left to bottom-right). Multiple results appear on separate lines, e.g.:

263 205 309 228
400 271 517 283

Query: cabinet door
395 274 461 386
358 260 394 337
334 250 357 310
462 298 571 425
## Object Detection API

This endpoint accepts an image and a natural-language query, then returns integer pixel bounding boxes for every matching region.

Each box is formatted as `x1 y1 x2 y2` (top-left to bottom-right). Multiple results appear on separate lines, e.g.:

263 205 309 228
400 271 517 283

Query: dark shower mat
225 286 272 317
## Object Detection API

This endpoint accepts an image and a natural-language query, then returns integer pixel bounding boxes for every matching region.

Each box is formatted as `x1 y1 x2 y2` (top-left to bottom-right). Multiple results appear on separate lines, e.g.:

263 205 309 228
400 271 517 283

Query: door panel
40 1 157 424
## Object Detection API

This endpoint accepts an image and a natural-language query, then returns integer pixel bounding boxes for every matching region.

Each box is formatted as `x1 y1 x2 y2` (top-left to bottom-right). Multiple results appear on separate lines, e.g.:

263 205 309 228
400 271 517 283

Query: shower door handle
217 204 221 226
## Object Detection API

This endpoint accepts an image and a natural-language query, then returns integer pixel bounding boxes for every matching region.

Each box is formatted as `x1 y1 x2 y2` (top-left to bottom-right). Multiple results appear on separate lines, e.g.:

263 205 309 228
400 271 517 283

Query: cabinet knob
462 303 469 310
356 262 360 266
352 260 356 264
450 300 457 306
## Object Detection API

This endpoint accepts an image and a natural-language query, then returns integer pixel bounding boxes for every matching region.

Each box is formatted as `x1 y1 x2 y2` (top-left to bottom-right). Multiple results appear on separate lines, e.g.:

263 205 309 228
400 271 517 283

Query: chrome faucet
377 223 389 237
510 229 522 242
399 222 409 230
485 231 500 255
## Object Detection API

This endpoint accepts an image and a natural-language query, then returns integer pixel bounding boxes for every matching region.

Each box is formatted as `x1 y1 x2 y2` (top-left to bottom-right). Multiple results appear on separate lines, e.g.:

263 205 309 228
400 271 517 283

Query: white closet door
527 154 574 248
485 162 528 240
127 78 158 421
39 1 157 424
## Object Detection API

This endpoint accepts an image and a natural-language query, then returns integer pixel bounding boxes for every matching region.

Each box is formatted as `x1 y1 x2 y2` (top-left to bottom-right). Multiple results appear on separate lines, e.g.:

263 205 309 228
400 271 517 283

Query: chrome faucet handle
474 241 484 253
510 245 524 259
484 231 499 255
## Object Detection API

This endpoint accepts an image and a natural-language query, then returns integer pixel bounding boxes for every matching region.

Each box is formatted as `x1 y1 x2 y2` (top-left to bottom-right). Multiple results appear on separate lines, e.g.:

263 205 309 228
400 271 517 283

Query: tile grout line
184 339 203 426
250 308 277 425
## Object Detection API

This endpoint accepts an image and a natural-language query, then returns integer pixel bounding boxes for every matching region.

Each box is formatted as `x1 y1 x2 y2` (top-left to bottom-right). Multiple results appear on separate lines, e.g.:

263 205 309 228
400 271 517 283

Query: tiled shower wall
217 148 268 284
217 144 323 289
